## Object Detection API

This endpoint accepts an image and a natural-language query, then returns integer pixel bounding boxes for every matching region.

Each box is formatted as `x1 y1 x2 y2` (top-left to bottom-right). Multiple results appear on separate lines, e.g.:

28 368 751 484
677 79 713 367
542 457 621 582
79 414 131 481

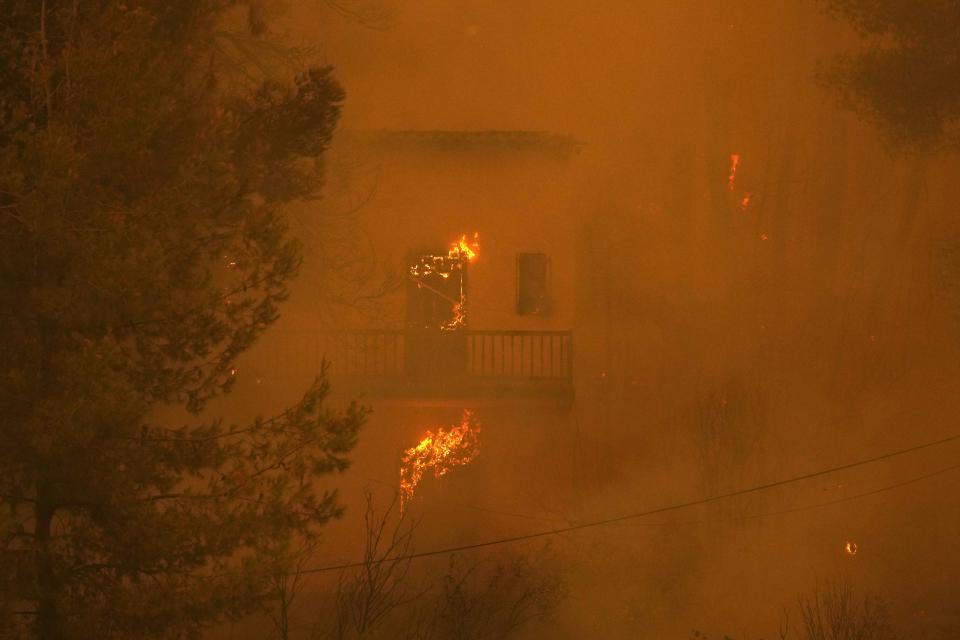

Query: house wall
225 131 587 415
324 132 584 333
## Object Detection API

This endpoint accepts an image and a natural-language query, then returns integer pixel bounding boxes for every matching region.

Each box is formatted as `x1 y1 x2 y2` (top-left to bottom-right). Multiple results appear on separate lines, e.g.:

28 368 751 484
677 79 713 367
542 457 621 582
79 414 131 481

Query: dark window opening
516 253 550 315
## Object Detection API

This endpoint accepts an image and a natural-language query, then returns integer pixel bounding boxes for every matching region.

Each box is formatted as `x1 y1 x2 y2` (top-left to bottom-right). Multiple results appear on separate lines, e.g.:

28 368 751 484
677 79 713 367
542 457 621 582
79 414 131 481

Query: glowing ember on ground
844 541 858 556
399 410 480 513
728 154 740 191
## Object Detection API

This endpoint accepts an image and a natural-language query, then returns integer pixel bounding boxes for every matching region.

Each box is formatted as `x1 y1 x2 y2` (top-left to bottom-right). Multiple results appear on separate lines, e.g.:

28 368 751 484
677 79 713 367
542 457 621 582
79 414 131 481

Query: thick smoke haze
7 1 955 638
193 2 960 639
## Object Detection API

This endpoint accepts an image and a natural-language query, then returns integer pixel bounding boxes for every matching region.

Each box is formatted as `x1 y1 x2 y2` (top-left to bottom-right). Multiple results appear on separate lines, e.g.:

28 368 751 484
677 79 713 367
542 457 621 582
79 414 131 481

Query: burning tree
0 2 361 638
399 410 481 513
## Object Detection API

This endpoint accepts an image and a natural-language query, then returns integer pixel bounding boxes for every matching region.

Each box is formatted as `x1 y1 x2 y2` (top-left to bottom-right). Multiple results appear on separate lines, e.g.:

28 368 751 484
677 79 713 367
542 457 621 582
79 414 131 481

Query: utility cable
442 460 960 529
298 432 960 575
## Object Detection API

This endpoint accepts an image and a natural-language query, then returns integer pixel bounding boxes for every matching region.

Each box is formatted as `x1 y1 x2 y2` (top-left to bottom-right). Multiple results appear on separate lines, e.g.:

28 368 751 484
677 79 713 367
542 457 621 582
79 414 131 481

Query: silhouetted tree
0 2 361 638
798 579 897 640
692 579 897 640
303 492 563 640
403 550 565 640
819 0 960 152
328 491 419 640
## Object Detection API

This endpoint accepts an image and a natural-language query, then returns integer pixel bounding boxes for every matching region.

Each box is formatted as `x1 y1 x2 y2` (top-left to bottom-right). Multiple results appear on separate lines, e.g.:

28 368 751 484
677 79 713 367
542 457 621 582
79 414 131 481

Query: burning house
246 129 584 410
229 129 586 513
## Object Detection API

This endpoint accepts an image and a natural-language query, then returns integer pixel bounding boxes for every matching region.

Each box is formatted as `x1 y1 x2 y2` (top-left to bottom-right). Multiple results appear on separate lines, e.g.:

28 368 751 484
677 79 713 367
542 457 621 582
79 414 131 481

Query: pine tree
0 2 361 637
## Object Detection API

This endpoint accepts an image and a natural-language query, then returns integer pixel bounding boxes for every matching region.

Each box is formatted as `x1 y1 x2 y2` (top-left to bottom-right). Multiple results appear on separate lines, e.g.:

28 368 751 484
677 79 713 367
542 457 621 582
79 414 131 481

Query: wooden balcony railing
317 330 407 378
465 331 573 379
247 329 574 405
312 330 573 382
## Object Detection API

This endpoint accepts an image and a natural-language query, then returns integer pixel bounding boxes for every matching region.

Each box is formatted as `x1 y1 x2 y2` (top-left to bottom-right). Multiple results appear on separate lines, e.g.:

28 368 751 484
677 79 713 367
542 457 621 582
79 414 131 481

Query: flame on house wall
443 233 477 331
452 233 479 262
399 410 480 513
442 298 467 331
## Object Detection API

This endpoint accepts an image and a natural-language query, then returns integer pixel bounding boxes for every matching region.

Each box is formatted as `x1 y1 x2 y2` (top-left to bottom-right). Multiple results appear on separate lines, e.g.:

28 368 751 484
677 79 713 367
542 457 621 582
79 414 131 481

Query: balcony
270 330 574 407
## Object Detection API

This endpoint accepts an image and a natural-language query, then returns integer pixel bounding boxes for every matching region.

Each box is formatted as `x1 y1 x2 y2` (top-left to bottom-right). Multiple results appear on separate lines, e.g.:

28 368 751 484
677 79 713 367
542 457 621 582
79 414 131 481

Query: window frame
515 252 550 316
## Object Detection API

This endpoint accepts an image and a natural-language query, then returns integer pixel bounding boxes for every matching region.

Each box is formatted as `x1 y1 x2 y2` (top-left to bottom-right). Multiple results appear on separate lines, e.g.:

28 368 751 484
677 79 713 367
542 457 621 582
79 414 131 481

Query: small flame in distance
728 154 741 191
400 410 480 513
844 541 858 556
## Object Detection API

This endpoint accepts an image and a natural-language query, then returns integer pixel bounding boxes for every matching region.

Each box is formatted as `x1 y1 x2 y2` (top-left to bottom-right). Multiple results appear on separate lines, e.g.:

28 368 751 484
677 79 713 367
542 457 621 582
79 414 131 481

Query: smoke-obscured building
241 129 585 411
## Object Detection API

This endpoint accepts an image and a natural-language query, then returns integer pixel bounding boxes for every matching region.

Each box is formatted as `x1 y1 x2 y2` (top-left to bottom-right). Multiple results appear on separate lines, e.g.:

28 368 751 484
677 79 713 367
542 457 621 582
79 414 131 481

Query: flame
399 410 480 513
409 233 478 277
728 154 740 191
408 233 479 330
844 541 858 556
450 232 479 262
739 192 751 210
441 296 467 331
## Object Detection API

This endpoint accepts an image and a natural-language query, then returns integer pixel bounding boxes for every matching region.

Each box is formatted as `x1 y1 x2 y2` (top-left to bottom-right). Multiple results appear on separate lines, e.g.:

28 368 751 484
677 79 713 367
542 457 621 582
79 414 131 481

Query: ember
399 410 480 513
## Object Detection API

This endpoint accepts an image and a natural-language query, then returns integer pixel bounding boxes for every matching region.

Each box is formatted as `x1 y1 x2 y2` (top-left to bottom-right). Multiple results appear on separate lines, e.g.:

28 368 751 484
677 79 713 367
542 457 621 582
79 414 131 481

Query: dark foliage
0 2 359 638
819 0 960 152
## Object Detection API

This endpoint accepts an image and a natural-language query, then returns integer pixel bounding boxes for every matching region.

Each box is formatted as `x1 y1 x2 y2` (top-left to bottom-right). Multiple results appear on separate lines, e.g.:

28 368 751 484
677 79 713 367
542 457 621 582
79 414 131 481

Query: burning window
516 252 549 315
405 234 479 331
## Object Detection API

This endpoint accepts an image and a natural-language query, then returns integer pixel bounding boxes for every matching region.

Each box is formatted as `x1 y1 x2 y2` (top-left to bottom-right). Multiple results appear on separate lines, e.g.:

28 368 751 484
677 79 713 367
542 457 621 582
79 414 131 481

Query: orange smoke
399 410 480 513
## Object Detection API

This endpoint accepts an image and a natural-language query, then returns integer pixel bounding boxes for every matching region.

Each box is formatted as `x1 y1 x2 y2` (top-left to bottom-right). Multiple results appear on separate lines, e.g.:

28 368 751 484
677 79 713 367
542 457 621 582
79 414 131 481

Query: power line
299 432 960 575
618 461 960 530
450 462 960 531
